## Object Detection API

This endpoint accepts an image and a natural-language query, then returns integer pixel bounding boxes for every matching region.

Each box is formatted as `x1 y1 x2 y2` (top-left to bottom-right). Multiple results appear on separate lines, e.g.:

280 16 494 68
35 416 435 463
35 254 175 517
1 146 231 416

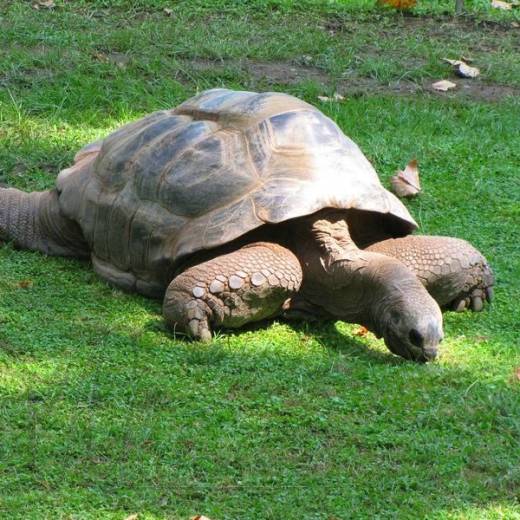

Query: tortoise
0 88 494 362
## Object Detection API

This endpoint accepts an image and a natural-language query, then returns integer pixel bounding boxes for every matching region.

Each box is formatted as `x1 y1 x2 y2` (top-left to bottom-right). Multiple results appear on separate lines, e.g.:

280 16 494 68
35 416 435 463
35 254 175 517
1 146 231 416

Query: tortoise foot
450 284 494 313
366 235 494 313
162 242 303 339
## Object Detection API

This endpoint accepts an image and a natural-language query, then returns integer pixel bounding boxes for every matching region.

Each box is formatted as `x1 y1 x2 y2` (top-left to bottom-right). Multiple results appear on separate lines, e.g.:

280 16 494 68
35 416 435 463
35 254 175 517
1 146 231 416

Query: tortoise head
292 211 444 362
323 253 444 362
370 274 444 362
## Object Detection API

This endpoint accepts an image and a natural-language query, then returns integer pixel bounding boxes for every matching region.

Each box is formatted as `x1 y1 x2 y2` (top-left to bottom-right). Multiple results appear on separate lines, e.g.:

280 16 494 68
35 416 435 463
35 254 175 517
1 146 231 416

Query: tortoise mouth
384 330 438 363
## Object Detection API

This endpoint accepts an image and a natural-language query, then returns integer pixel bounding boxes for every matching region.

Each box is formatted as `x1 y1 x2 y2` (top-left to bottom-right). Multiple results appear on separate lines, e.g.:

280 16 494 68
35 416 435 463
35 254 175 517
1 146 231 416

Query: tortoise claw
188 318 212 342
453 299 467 312
450 285 493 314
471 296 483 312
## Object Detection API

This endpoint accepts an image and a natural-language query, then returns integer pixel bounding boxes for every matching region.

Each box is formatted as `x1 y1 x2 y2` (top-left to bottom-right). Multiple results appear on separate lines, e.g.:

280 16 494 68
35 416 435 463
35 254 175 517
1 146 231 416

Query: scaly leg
0 188 88 257
366 235 494 312
163 242 303 341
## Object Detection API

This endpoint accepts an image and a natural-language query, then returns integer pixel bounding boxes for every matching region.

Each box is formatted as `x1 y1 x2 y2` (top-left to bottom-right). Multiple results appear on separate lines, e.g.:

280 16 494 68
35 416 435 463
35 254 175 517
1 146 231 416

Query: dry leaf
163 8 173 16
18 279 33 289
317 93 345 102
354 326 369 337
391 159 421 198
378 0 417 8
93 51 108 62
33 0 55 8
190 516 213 520
515 367 520 381
432 80 457 92
455 62 480 78
491 0 512 9
124 515 138 520
442 59 480 79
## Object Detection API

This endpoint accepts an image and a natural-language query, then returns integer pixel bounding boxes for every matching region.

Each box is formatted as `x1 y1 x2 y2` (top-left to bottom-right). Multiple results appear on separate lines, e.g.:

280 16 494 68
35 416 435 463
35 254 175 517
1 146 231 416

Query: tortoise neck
290 211 367 321
290 211 416 329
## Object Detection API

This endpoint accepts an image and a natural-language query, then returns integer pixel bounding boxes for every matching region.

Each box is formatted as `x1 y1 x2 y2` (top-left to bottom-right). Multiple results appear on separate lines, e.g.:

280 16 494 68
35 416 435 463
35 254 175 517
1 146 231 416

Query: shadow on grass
1 297 519 518
0 172 518 518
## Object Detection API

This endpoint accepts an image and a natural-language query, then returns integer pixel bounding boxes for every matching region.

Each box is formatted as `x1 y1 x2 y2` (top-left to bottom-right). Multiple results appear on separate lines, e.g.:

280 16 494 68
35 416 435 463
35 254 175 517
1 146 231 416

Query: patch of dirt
187 57 329 85
182 57 519 102
424 79 518 102
324 12 520 35
247 60 329 86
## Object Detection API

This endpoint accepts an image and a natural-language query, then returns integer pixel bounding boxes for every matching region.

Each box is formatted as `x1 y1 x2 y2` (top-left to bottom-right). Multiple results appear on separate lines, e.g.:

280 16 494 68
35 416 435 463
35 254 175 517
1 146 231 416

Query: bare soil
185 57 519 102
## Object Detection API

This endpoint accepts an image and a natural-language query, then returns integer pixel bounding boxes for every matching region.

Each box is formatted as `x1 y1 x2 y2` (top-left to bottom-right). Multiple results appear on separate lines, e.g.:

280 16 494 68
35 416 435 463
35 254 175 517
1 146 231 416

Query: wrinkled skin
163 211 493 362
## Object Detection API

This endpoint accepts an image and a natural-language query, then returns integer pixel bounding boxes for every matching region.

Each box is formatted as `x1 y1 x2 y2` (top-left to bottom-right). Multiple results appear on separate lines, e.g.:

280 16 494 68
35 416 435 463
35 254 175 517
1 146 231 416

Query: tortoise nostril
409 328 424 348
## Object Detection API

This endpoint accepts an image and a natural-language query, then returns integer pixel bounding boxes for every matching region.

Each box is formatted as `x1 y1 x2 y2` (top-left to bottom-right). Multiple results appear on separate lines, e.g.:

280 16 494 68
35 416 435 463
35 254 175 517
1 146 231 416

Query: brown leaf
354 326 369 337
390 159 421 198
93 51 108 63
514 367 520 381
455 62 480 79
432 80 457 92
378 0 417 8
317 93 345 102
33 0 56 8
442 59 479 79
124 515 138 520
491 0 512 9
190 516 213 520
18 279 33 289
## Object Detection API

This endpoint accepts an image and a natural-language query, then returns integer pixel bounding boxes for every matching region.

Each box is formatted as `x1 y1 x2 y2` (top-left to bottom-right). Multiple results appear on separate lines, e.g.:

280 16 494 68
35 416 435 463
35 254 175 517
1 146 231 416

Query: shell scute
57 88 416 292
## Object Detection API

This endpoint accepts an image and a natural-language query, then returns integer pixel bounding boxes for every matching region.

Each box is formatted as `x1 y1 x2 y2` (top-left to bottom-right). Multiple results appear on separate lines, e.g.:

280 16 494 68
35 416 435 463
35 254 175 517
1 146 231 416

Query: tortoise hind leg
163 242 303 341
366 235 494 312
0 188 88 257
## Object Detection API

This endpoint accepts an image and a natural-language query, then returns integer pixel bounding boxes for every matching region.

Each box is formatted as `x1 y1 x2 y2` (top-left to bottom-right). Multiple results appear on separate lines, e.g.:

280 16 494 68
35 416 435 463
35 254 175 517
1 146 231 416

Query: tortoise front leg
163 242 303 341
366 235 494 312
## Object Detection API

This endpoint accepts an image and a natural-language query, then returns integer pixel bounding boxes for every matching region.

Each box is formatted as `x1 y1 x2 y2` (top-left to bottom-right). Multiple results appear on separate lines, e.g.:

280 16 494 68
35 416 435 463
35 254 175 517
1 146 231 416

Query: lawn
0 1 519 519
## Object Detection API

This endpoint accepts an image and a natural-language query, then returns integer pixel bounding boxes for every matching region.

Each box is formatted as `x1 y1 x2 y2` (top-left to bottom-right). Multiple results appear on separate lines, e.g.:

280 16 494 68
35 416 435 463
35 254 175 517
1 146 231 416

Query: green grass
1 1 520 519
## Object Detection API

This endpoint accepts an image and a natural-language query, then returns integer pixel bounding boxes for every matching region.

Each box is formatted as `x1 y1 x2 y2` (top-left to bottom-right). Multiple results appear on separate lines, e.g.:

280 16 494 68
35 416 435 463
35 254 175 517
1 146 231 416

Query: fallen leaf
378 0 417 8
512 21 519 27
442 58 480 79
354 326 369 337
391 159 421 198
432 79 457 92
18 279 33 289
515 367 520 381
190 516 213 520
124 515 138 520
33 0 55 8
93 51 108 62
317 93 345 102
163 8 173 16
491 0 512 8
456 62 480 78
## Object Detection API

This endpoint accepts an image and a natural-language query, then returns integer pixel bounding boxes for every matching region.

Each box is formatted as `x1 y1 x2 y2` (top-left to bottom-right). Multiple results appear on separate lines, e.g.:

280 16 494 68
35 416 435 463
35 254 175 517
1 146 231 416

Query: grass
1 0 519 518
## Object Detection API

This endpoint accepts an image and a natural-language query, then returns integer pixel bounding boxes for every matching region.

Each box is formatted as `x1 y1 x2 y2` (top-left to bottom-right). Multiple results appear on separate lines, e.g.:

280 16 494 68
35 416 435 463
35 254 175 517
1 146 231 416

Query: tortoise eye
390 310 401 324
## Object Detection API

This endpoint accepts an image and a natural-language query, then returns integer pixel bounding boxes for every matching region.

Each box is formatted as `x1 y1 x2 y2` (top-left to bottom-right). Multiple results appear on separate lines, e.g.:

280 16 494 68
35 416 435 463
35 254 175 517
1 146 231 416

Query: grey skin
0 89 494 362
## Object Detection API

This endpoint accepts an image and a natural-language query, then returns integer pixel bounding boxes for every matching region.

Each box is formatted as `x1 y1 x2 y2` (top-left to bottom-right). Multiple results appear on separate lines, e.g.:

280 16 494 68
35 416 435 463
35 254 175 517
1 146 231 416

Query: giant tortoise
0 88 494 361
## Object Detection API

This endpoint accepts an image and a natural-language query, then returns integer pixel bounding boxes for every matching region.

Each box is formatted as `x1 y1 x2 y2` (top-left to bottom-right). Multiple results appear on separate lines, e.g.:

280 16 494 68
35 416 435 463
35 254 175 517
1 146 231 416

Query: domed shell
57 88 417 290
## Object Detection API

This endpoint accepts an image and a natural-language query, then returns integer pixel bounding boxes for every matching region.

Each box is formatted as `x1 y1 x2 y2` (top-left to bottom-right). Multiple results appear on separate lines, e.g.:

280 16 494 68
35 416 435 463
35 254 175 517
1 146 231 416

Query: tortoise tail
0 187 88 257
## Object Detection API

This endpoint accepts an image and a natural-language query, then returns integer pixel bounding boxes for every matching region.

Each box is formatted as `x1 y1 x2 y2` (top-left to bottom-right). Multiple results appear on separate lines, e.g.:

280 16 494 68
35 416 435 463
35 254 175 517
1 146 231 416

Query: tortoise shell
56 88 416 294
